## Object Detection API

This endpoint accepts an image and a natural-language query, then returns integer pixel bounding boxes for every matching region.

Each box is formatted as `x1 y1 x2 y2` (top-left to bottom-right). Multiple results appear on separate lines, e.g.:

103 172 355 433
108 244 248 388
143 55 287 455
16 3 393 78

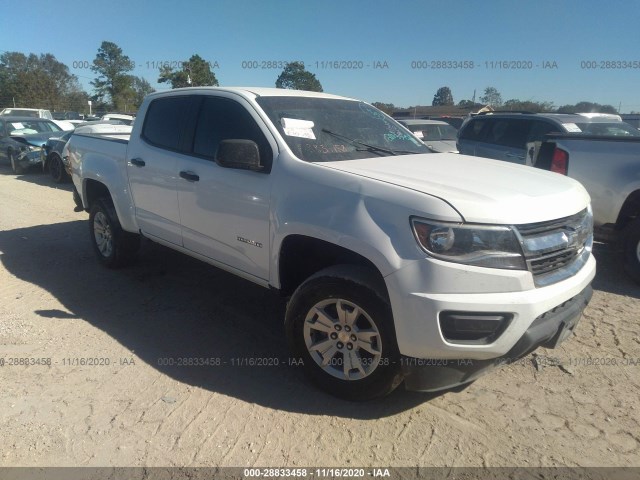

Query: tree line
0 42 626 115
404 85 619 115
0 42 324 114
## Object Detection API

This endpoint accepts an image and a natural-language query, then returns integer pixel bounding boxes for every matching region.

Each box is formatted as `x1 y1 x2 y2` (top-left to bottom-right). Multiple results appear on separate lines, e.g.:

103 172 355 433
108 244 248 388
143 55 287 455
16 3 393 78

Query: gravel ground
0 165 639 469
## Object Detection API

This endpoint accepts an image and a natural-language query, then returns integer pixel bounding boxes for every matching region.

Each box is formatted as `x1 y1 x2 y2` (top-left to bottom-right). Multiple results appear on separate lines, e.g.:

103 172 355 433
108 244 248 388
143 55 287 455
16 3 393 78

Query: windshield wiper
321 128 398 156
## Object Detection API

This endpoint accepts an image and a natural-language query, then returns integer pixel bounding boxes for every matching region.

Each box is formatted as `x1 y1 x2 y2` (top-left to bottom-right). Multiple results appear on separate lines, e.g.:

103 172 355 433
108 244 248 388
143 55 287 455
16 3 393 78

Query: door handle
179 170 200 182
130 158 145 167
505 152 525 160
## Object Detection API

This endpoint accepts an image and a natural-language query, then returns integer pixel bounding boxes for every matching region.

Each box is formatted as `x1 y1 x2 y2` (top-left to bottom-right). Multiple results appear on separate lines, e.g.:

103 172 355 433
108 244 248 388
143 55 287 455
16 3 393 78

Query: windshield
256 97 429 162
7 120 62 135
406 123 458 141
573 122 640 137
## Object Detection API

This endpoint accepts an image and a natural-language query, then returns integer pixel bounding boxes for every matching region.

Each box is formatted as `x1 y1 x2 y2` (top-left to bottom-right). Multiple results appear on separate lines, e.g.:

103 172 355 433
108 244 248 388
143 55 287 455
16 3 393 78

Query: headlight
411 218 526 270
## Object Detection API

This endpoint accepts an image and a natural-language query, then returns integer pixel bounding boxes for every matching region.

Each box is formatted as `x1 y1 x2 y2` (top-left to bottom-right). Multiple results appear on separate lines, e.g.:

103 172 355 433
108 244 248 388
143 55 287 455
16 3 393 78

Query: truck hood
322 153 591 225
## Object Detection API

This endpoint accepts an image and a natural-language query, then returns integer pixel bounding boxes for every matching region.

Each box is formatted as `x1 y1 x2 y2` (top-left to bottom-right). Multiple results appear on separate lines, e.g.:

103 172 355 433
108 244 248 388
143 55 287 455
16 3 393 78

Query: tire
285 265 403 401
48 153 68 183
623 218 640 284
89 197 140 268
9 150 25 174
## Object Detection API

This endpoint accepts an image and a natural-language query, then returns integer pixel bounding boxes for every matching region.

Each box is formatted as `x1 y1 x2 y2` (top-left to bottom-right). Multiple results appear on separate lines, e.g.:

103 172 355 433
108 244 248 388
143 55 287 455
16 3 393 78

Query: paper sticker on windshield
11 122 25 129
563 123 582 133
413 130 424 139
281 118 316 139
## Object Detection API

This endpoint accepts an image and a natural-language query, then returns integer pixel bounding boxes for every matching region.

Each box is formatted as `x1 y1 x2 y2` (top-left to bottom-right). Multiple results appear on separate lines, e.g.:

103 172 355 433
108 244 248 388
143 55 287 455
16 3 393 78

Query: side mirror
216 139 262 171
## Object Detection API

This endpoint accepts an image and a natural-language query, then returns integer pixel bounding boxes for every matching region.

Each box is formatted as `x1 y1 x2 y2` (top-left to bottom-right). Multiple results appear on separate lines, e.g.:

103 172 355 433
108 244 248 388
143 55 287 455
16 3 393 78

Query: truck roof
147 86 356 101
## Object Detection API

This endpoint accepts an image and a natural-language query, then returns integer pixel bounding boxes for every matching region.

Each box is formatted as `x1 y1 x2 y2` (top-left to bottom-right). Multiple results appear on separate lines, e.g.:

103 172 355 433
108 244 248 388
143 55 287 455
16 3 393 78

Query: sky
1 0 639 111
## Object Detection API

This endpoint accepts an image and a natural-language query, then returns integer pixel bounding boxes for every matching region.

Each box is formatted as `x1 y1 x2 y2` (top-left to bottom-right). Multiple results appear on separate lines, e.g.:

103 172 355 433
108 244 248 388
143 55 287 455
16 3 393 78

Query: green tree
479 86 503 107
91 41 135 109
158 54 219 88
503 99 555 113
557 101 617 114
0 51 85 111
275 62 322 92
131 76 155 108
64 89 91 113
432 86 454 106
457 99 476 107
371 102 395 115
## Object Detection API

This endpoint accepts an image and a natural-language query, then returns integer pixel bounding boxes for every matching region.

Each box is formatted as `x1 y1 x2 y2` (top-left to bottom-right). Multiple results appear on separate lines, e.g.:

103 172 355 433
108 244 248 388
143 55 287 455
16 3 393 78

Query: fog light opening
439 312 513 345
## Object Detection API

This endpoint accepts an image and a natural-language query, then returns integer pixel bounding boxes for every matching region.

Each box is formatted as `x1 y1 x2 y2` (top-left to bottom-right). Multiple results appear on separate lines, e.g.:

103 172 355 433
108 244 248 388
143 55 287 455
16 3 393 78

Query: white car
0 108 53 120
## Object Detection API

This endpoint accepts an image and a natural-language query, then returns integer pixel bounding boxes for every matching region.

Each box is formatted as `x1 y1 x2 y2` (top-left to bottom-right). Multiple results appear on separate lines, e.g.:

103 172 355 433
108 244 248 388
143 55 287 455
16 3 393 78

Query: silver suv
457 112 640 164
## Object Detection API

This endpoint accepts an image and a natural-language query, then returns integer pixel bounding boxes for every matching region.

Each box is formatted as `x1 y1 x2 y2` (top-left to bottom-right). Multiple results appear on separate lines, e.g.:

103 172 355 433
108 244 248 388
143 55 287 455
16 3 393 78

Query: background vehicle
457 112 640 164
101 113 135 125
51 120 75 131
397 119 458 152
621 114 640 130
0 108 53 120
0 116 63 173
68 87 595 400
42 130 74 182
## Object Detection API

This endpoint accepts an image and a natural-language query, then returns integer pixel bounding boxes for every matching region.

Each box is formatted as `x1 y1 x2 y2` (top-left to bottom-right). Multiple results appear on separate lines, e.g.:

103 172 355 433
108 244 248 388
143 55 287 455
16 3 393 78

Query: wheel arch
616 189 640 229
276 234 389 299
81 176 138 233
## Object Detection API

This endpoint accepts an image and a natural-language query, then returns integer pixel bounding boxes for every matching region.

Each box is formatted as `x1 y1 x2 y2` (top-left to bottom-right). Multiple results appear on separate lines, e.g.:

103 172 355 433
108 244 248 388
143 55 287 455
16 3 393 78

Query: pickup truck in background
68 87 595 400
532 134 640 283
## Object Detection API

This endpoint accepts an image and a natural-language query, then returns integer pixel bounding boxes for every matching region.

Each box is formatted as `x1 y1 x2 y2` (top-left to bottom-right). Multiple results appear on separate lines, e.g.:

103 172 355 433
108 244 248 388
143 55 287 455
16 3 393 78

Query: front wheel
89 197 140 268
48 153 68 183
623 218 640 284
285 266 403 401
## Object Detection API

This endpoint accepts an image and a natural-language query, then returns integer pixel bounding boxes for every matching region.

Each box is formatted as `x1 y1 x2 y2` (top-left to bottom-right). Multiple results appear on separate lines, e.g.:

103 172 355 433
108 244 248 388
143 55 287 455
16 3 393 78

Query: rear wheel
9 151 25 174
48 153 68 183
89 197 140 268
623 218 640 284
286 266 403 401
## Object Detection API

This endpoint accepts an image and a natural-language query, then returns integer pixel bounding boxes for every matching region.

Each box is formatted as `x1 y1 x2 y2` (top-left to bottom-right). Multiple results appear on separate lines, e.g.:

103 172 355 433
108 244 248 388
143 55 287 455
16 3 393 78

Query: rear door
176 94 276 281
126 95 198 246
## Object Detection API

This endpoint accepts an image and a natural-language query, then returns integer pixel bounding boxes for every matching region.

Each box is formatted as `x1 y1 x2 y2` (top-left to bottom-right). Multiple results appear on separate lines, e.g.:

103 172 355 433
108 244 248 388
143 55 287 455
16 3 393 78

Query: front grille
529 249 579 275
516 208 592 286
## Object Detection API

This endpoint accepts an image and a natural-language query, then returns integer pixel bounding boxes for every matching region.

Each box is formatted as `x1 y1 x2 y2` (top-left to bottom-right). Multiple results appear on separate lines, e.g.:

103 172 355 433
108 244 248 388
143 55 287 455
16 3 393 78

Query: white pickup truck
68 87 596 400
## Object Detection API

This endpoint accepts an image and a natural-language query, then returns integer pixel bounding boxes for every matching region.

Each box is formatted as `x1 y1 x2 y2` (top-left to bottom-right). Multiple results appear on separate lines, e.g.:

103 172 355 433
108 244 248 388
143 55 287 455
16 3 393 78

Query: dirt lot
0 165 639 469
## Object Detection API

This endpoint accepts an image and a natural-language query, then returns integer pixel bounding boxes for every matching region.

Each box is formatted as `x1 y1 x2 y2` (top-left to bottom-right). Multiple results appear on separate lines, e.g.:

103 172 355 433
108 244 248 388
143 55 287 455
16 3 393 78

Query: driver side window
192 97 272 170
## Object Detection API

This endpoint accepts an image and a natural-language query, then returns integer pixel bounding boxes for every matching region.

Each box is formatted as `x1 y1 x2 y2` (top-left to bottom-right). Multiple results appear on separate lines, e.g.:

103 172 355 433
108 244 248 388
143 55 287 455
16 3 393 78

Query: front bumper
17 148 43 167
401 284 592 391
385 253 596 360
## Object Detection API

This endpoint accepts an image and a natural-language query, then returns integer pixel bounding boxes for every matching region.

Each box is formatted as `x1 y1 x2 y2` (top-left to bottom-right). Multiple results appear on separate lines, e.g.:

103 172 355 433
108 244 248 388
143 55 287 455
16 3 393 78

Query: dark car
0 117 64 173
42 130 74 182
457 112 640 164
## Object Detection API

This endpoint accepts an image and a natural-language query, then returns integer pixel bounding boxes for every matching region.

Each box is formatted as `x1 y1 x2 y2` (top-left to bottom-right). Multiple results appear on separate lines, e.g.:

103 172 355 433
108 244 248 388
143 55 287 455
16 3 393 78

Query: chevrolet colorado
68 87 595 400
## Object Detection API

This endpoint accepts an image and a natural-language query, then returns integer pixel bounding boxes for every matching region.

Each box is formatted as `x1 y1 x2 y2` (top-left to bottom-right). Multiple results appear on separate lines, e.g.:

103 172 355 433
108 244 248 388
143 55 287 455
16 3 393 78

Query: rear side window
142 96 192 151
486 119 532 148
459 119 488 141
528 120 560 142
